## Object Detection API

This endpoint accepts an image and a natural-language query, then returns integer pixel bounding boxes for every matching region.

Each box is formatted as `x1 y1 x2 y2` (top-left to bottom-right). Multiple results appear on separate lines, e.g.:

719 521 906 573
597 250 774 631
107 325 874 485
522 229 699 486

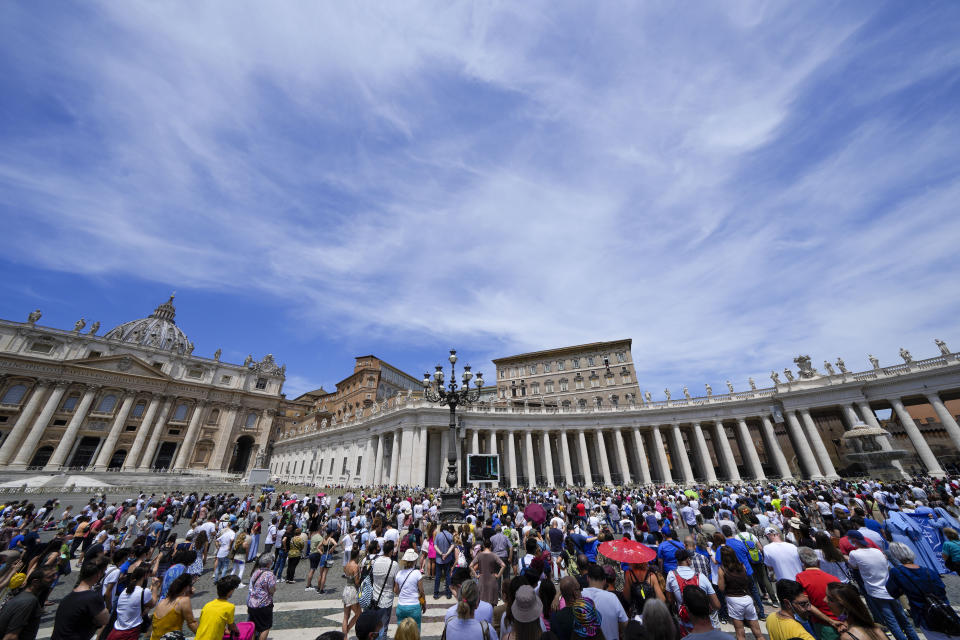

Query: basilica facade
0 297 285 474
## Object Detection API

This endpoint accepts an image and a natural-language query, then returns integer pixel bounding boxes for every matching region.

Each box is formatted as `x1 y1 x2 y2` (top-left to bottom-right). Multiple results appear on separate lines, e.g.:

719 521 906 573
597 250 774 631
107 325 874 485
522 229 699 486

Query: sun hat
789 517 803 528
572 597 603 637
512 585 543 624
402 548 419 562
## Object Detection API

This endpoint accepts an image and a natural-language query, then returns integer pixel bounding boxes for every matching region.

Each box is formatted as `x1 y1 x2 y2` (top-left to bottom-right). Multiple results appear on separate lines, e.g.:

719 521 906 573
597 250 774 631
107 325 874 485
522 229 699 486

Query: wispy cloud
1 2 959 396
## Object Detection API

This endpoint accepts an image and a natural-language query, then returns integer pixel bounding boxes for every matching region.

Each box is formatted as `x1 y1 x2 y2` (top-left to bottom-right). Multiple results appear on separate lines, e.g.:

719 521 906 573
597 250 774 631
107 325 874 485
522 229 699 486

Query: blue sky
1 2 959 399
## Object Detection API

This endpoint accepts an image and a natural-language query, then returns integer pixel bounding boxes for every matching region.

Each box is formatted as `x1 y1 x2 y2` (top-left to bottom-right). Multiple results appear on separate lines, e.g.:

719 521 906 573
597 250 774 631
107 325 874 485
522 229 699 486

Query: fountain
841 422 909 480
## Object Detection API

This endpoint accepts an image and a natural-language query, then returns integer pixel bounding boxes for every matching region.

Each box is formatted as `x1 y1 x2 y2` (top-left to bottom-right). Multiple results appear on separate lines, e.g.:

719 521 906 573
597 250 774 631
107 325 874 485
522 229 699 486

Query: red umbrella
281 499 296 508
523 503 547 524
598 539 656 564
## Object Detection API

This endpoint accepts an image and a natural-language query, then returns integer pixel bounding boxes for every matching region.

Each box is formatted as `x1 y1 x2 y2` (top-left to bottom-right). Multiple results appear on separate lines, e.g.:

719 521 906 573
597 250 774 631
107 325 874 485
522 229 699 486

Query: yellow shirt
195 599 235 640
765 613 815 640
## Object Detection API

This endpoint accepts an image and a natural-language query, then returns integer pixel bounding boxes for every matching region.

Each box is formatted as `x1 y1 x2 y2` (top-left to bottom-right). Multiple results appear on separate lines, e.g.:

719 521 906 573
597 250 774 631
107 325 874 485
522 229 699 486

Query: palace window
557 360 565 371
543 362 551 373
590 377 600 388
545 380 554 393
132 402 146 418
29 341 53 354
207 408 220 424
342 458 349 474
499 388 506 399
255 378 267 390
186 368 202 379
96 394 118 413
617 352 626 363
588 356 595 366
125 425 136 431
561 400 571 409
577 399 587 409
62 395 80 412
245 412 258 428
328 458 335 474
356 457 362 475
559 379 569 392
573 358 580 369
531 382 540 394
605 374 615 386
499 370 505 379
220 375 232 384
622 373 632 384
611 395 619 406
173 403 189 421
575 378 585 390
1 384 27 405
528 365 536 375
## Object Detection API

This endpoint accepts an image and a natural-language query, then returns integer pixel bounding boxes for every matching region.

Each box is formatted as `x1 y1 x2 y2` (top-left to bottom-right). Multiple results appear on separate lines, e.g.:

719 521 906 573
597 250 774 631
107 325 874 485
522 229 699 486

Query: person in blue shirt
657 529 685 573
719 525 765 618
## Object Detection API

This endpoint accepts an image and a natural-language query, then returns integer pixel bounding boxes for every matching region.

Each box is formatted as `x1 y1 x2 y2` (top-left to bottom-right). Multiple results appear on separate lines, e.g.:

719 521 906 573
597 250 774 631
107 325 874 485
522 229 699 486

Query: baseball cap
764 526 780 536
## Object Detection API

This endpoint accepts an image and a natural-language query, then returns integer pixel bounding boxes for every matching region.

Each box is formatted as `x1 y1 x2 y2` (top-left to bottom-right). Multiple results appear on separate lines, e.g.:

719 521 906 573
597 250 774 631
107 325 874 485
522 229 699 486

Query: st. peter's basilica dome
102 295 194 355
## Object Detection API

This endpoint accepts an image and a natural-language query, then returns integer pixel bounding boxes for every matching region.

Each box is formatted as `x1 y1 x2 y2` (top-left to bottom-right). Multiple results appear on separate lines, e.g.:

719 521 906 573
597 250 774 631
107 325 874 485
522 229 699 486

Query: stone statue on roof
27 309 42 325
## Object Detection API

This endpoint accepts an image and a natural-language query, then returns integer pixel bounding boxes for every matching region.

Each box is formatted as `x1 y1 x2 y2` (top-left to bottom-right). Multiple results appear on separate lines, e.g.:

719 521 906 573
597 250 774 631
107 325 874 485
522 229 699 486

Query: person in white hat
394 548 426 631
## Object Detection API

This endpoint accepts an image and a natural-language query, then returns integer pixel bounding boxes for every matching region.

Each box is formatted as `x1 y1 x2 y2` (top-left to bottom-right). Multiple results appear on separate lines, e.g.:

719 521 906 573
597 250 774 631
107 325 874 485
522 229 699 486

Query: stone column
507 431 518 487
208 405 240 471
760 415 792 479
576 430 593 487
490 430 501 488
389 431 402 485
373 433 385 485
471 429 480 454
799 409 838 479
631 428 652 485
926 393 960 452
45 386 98 470
891 397 945 477
559 431 574 485
613 429 632 485
524 430 536 487
671 424 695 484
9 382 69 469
650 425 673 484
172 401 207 470
418 427 429 487
542 432 556 485
137 398 175 471
92 393 137 470
595 430 613 486
785 410 821 478
399 427 415 486
0 379 50 466
712 420 740 482
736 419 764 480
361 436 376 485
692 422 717 484
122 397 162 471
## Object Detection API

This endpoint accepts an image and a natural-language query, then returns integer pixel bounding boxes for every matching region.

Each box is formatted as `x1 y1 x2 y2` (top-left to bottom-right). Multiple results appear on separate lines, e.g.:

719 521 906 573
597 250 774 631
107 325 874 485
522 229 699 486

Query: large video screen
467 454 500 482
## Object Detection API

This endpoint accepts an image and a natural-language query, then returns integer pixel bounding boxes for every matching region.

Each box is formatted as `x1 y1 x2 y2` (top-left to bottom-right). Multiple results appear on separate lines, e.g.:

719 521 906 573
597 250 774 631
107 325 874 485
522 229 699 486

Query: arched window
173 403 188 421
245 412 258 428
1 384 27 405
577 399 586 409
96 394 118 413
131 402 146 418
207 408 220 425
62 395 80 412
544 380 554 393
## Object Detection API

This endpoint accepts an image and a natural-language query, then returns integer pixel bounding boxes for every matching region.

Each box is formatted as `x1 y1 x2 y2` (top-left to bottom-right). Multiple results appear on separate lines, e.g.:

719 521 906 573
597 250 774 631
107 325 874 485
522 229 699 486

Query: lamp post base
439 488 462 524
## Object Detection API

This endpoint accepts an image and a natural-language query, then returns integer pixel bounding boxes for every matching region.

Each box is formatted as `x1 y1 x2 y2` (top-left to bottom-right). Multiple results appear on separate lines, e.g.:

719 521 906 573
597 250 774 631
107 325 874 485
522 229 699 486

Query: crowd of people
0 475 957 640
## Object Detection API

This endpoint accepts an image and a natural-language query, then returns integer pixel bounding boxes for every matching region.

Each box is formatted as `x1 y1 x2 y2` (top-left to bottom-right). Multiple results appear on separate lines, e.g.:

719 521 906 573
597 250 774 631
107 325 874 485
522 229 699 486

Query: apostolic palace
1 300 959 488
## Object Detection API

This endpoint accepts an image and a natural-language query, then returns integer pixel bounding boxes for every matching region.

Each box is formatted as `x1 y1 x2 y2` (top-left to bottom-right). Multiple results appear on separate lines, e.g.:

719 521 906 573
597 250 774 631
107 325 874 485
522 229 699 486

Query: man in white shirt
370 540 399 640
264 517 278 553
763 528 803 581
582 565 628 640
214 523 236 582
665 550 720 612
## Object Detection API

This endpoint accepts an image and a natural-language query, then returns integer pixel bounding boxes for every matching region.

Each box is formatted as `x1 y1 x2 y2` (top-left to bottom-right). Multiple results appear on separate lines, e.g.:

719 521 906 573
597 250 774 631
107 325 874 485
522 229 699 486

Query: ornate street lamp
422 349 484 521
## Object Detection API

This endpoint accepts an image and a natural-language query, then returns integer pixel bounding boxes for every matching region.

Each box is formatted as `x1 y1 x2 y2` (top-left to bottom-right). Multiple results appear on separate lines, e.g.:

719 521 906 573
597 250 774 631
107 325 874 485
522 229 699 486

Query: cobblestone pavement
15 491 960 639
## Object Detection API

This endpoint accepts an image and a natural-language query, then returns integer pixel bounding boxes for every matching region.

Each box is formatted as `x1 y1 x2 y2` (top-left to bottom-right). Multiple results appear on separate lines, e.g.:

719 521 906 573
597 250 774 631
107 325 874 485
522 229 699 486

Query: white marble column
0 380 50 466
559 431 574 485
471 429 480 455
671 424 695 484
891 397 945 477
93 393 137 470
524 430 536 487
361 436 375 485
542 432 556 485
208 405 239 471
799 409 838 479
418 427 429 487
713 420 740 482
595 430 613 486
631 427 652 485
577 430 593 487
736 418 765 480
399 427 415 486
613 429 632 485
9 382 68 470
760 415 793 479
138 398 175 471
45 386 98 470
507 431 518 487
785 410 821 479
389 431 402 485
373 433 385 485
172 401 207 470
926 393 960 451
122 397 162 471
691 422 717 484
650 425 673 484
490 431 501 488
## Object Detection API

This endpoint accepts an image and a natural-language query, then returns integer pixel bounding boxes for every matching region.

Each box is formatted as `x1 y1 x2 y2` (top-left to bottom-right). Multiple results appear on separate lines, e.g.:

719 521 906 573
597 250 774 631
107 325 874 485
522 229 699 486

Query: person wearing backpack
665 550 720 632
885 542 959 640
736 521 775 606
622 559 665 617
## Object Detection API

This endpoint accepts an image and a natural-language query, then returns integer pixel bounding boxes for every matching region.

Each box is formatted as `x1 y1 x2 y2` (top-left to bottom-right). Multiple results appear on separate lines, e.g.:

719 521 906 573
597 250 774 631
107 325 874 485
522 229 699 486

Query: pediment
66 354 172 380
